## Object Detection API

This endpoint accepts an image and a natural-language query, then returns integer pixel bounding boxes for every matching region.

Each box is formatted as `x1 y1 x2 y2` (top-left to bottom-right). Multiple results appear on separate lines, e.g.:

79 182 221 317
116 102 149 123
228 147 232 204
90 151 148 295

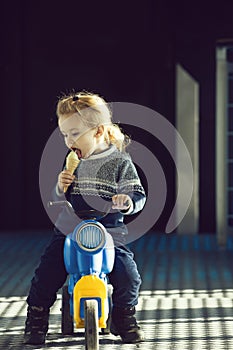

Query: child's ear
95 125 104 137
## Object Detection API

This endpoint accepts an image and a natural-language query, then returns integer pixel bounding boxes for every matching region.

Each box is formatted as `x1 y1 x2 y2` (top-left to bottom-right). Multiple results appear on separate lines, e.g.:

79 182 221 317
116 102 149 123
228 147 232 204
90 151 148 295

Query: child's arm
116 157 147 215
52 170 75 199
57 170 75 193
54 150 77 195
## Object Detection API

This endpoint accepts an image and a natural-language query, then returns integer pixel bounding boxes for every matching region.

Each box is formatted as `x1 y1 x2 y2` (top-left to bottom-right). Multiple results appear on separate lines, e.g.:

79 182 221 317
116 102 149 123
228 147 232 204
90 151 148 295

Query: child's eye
60 131 80 139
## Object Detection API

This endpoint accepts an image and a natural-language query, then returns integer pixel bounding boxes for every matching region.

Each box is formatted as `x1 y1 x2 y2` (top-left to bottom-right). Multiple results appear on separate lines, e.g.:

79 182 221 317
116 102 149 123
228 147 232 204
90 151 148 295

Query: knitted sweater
53 145 146 238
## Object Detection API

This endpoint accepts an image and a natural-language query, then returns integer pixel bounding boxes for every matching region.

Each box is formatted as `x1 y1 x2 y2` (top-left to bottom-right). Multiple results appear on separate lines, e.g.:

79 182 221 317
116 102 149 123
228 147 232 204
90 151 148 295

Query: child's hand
58 170 75 192
112 194 133 211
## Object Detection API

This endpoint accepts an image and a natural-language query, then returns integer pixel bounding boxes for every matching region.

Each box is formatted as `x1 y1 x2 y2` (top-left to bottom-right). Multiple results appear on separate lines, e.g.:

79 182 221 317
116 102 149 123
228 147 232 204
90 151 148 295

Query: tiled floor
1 230 233 349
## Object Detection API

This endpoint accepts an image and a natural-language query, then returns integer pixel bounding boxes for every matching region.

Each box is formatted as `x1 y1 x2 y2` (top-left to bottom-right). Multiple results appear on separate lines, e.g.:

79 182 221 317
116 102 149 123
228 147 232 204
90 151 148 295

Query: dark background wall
1 1 233 233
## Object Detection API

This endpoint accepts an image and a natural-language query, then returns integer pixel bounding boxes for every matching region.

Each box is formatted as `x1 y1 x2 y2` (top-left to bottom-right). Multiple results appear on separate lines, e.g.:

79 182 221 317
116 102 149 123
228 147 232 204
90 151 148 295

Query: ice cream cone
63 151 80 193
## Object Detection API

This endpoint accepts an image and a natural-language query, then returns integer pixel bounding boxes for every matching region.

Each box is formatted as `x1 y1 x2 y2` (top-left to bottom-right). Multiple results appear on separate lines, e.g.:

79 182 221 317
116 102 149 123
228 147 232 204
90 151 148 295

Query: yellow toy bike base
73 275 108 329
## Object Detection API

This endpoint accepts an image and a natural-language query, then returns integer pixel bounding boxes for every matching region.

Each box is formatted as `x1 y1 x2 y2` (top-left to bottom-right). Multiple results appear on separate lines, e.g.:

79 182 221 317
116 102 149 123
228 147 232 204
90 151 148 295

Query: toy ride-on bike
48 200 115 350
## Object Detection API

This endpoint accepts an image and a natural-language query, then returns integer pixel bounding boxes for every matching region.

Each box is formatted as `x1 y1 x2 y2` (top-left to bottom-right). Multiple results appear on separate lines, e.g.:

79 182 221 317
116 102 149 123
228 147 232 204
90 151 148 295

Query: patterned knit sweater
53 145 146 237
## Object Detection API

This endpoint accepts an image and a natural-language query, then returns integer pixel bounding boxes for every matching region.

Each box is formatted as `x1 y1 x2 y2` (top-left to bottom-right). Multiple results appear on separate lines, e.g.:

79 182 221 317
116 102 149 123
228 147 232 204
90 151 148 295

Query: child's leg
108 245 144 343
24 230 68 345
27 230 68 308
108 245 141 307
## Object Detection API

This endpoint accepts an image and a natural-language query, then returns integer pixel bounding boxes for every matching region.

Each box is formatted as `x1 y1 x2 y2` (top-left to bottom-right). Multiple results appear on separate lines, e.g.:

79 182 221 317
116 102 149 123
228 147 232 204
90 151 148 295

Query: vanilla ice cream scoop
63 151 80 193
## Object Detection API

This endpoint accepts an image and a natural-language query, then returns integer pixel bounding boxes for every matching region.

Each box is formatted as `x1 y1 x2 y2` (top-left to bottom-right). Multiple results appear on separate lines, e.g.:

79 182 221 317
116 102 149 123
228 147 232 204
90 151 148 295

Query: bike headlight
76 222 106 252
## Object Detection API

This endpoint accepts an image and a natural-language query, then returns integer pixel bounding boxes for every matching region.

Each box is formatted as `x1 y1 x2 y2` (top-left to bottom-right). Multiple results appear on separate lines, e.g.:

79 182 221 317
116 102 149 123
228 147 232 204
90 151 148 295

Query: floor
1 230 233 349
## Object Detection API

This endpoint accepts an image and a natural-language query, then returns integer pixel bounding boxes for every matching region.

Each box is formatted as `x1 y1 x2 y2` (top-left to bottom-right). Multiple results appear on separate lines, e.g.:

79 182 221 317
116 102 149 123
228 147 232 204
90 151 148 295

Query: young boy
24 91 146 344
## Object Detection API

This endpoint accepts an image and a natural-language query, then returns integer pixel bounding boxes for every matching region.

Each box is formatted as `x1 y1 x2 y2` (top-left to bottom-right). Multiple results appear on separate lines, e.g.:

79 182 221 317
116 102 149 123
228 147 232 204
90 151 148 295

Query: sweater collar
81 144 117 161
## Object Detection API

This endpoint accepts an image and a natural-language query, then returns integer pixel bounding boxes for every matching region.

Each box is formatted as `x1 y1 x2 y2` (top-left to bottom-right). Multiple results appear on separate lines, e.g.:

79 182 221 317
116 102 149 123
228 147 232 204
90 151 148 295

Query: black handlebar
47 200 74 209
47 200 112 220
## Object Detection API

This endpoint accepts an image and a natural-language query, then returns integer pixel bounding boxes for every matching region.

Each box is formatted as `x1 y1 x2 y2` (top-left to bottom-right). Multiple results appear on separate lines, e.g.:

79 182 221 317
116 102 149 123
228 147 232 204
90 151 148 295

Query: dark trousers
27 231 141 309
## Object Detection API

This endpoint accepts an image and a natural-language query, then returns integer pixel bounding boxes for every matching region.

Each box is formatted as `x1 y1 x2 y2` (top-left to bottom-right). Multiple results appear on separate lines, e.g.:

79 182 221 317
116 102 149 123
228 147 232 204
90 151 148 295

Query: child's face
58 113 105 159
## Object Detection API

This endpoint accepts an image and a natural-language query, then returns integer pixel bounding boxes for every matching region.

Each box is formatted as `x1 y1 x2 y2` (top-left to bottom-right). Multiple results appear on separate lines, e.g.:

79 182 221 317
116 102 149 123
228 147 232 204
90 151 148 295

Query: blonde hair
56 91 130 151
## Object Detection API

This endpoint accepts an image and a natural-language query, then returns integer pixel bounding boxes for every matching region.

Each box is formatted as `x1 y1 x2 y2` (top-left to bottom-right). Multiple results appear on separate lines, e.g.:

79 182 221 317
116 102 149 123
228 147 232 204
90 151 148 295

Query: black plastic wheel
85 299 99 350
61 285 74 335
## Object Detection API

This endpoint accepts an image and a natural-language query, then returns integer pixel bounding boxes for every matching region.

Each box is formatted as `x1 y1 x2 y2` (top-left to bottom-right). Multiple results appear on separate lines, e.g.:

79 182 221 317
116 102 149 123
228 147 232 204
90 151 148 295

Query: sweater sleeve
117 156 146 215
51 183 65 200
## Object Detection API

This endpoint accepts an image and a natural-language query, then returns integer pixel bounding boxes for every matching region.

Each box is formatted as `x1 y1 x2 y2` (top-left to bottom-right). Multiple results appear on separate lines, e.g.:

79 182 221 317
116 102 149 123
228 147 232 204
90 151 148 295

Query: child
24 91 146 345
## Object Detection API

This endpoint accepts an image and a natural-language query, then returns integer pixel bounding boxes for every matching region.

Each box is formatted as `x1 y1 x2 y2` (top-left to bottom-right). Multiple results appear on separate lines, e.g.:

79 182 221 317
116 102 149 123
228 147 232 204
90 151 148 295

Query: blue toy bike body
47 200 116 349
63 218 115 330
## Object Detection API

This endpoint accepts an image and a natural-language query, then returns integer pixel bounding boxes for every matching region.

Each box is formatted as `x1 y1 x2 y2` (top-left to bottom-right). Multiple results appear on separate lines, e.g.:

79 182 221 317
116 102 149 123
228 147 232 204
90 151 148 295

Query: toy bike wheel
61 285 74 335
85 299 99 350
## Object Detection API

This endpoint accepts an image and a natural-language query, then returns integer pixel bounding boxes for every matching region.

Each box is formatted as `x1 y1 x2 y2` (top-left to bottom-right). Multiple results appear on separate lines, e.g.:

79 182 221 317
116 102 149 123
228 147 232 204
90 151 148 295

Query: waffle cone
63 151 80 193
